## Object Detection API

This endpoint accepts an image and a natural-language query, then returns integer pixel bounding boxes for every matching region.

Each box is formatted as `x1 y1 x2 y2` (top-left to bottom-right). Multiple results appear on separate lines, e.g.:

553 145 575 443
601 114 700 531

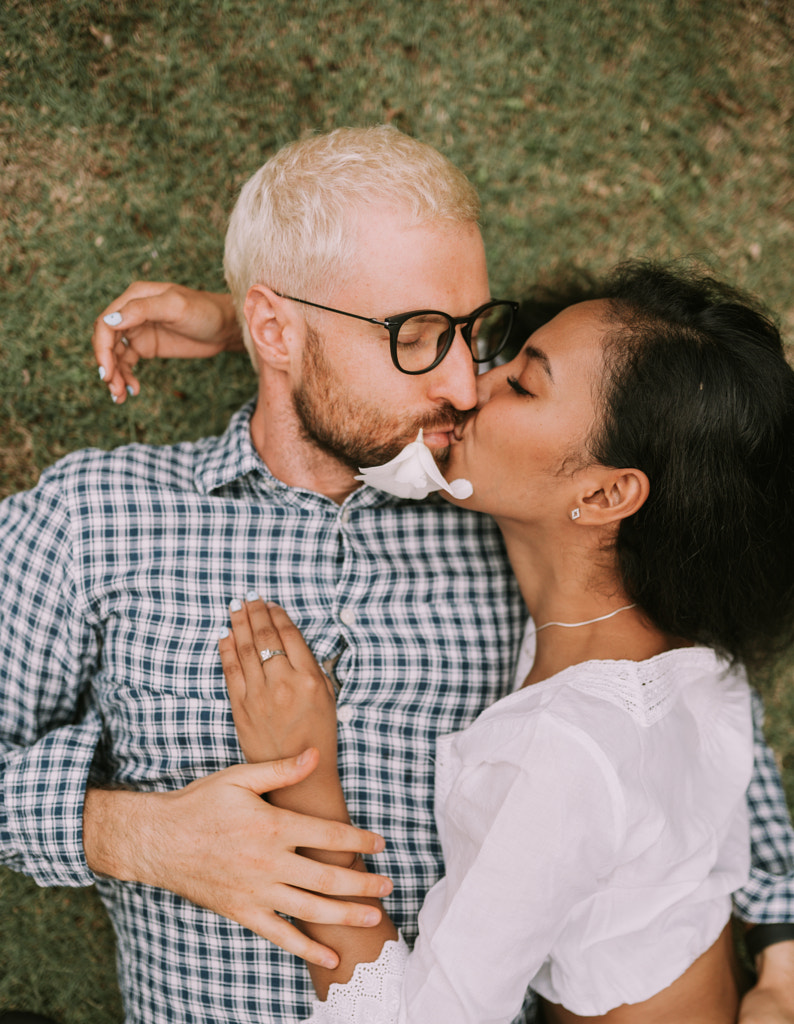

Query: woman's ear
244 285 297 371
575 468 650 526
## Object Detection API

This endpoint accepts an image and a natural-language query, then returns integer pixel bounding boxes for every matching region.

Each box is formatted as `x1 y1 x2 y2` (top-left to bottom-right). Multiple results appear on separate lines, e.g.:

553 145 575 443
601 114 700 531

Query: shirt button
339 608 356 626
339 508 351 524
337 705 355 724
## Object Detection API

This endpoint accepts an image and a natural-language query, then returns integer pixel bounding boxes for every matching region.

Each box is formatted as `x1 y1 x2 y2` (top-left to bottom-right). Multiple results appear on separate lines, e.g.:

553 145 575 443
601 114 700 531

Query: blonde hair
223 125 481 363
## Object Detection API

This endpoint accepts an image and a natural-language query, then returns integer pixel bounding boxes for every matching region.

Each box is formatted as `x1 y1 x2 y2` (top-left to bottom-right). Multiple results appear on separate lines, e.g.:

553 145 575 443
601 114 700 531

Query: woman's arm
220 598 399 990
92 282 245 403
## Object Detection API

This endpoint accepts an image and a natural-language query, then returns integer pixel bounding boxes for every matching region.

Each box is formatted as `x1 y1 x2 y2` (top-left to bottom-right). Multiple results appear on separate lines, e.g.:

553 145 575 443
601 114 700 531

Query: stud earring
570 508 581 520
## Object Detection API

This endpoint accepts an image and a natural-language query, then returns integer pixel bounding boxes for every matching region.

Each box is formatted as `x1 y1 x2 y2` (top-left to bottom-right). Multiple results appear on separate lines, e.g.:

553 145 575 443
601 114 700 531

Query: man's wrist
83 786 160 882
746 923 794 961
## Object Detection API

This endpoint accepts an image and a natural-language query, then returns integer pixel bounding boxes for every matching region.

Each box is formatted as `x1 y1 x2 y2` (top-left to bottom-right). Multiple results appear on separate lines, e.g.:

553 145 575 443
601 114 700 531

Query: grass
1 1 793 1019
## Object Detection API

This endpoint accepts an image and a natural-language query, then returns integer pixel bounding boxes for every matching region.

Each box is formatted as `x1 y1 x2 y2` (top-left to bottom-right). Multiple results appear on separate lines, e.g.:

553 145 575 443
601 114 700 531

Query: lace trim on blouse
302 934 410 1023
563 647 723 726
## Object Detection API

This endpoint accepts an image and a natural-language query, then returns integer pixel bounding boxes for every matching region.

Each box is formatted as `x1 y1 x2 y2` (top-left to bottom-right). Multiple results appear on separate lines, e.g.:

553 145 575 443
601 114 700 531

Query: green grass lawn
1 1 793 1020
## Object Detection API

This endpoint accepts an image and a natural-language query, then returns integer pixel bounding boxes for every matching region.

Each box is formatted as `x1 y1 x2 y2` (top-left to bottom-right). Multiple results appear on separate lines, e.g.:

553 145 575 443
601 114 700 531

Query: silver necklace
530 603 637 635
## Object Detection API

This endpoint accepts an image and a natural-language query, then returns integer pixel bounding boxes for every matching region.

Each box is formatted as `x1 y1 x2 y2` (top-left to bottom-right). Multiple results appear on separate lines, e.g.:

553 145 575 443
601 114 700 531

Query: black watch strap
746 922 794 960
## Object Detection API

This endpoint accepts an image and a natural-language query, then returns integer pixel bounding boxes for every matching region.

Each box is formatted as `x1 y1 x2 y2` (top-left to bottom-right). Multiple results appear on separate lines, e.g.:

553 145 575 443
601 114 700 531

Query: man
2 127 793 1022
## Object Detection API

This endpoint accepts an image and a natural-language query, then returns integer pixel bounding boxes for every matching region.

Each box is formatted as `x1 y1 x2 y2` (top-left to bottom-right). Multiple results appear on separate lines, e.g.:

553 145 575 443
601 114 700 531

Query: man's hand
92 282 244 404
83 753 392 968
739 940 794 1023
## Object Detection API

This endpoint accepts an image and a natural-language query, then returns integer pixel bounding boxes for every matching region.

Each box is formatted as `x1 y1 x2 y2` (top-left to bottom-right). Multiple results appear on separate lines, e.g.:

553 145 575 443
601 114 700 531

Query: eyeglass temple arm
273 292 387 328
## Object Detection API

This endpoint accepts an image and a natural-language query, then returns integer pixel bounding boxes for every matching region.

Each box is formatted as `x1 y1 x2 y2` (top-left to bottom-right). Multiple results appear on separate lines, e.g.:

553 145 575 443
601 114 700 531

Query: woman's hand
219 597 352 859
219 596 339 771
92 282 244 403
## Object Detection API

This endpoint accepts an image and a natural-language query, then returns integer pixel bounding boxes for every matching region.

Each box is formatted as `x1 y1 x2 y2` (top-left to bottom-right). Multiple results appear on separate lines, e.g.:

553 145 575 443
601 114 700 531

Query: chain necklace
530 603 637 636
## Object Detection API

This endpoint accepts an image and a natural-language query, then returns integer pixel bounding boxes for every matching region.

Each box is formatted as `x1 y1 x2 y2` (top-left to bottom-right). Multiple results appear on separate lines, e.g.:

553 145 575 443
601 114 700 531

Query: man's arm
739 940 794 1024
83 761 390 967
0 470 103 886
92 282 244 404
736 690 794 1022
0 471 392 964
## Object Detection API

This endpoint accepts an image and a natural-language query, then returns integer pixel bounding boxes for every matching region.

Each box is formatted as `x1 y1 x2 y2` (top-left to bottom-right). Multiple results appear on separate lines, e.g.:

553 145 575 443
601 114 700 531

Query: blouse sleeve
302 935 410 1023
399 715 622 1023
301 717 619 1024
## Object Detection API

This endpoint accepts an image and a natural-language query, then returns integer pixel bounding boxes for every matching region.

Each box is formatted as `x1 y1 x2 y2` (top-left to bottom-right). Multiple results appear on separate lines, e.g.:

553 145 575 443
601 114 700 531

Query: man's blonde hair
223 125 481 363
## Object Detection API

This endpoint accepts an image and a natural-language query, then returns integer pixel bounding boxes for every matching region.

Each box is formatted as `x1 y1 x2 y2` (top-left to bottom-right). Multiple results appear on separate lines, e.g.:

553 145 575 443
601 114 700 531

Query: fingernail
229 598 242 612
319 955 338 969
103 312 123 327
126 385 134 396
296 749 312 765
379 879 393 896
98 366 106 381
245 589 259 602
362 910 380 926
111 393 118 403
218 626 229 639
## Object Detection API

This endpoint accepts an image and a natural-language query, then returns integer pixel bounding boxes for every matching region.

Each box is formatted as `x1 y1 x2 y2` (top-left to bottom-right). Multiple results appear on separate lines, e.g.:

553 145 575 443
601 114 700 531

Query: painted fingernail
126 385 134 396
103 312 123 327
121 335 130 347
229 598 242 612
98 366 106 381
218 626 229 639
245 589 259 602
111 393 118 403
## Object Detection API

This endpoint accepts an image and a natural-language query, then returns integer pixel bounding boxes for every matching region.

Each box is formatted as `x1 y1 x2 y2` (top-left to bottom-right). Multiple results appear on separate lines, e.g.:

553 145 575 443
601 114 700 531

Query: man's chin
425 443 450 467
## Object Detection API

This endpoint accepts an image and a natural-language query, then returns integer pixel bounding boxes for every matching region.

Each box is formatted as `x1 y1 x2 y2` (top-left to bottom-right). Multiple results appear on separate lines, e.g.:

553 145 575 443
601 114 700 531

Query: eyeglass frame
273 291 519 375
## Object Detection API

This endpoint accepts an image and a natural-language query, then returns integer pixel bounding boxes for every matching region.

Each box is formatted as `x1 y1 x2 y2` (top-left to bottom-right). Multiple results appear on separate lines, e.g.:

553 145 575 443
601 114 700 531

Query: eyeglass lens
394 303 512 372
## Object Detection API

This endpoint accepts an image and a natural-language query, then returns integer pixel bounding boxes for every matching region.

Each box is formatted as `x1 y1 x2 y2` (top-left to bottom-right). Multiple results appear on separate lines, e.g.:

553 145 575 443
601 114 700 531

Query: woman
218 262 794 1022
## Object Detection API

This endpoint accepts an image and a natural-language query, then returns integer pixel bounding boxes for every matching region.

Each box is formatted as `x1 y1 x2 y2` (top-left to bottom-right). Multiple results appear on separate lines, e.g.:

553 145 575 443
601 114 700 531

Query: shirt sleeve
732 689 794 923
398 717 621 1023
0 466 102 886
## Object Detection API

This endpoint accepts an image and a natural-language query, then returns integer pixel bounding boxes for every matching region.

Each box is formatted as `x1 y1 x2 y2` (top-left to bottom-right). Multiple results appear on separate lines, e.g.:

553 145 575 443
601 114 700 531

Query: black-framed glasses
275 292 519 374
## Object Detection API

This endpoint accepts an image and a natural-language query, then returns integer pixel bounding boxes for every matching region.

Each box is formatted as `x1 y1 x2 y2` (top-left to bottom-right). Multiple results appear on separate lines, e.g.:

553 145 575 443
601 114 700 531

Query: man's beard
292 325 465 471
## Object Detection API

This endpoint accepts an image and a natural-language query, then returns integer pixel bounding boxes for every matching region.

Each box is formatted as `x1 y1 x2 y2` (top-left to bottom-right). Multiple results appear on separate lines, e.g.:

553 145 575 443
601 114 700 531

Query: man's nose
425 328 478 410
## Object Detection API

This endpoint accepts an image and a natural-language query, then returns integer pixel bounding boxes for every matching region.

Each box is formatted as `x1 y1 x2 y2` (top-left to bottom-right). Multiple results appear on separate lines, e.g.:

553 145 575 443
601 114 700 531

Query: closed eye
507 375 535 397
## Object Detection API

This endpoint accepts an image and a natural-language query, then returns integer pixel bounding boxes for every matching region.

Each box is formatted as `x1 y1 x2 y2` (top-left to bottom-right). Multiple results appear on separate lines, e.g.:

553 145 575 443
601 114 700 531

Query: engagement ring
260 648 287 663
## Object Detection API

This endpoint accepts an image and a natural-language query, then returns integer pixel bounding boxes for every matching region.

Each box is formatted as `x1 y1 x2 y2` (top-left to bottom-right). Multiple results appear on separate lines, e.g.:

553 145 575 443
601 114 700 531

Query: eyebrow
523 344 554 381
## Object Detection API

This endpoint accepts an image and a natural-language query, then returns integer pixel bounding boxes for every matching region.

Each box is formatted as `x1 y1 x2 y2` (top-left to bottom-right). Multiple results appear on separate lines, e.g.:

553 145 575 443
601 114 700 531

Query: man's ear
244 285 298 371
576 467 650 526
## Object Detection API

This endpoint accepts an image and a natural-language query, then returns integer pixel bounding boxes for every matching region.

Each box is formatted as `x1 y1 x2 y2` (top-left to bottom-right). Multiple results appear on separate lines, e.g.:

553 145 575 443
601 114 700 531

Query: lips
422 428 453 447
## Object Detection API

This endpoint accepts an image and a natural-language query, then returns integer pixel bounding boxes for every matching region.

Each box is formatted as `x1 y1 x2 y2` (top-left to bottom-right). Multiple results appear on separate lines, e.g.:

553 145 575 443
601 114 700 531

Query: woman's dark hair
588 260 794 669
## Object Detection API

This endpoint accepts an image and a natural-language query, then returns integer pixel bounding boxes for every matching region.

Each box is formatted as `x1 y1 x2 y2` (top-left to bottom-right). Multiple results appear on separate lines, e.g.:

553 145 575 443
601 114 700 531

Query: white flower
355 430 473 500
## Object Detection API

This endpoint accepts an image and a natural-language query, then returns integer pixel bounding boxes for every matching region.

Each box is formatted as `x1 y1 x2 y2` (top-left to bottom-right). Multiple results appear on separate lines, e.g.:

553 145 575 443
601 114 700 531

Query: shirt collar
193 399 414 511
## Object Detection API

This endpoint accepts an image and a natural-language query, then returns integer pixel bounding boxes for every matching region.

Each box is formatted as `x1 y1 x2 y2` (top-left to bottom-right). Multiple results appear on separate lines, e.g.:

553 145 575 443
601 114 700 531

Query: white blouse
306 645 752 1022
